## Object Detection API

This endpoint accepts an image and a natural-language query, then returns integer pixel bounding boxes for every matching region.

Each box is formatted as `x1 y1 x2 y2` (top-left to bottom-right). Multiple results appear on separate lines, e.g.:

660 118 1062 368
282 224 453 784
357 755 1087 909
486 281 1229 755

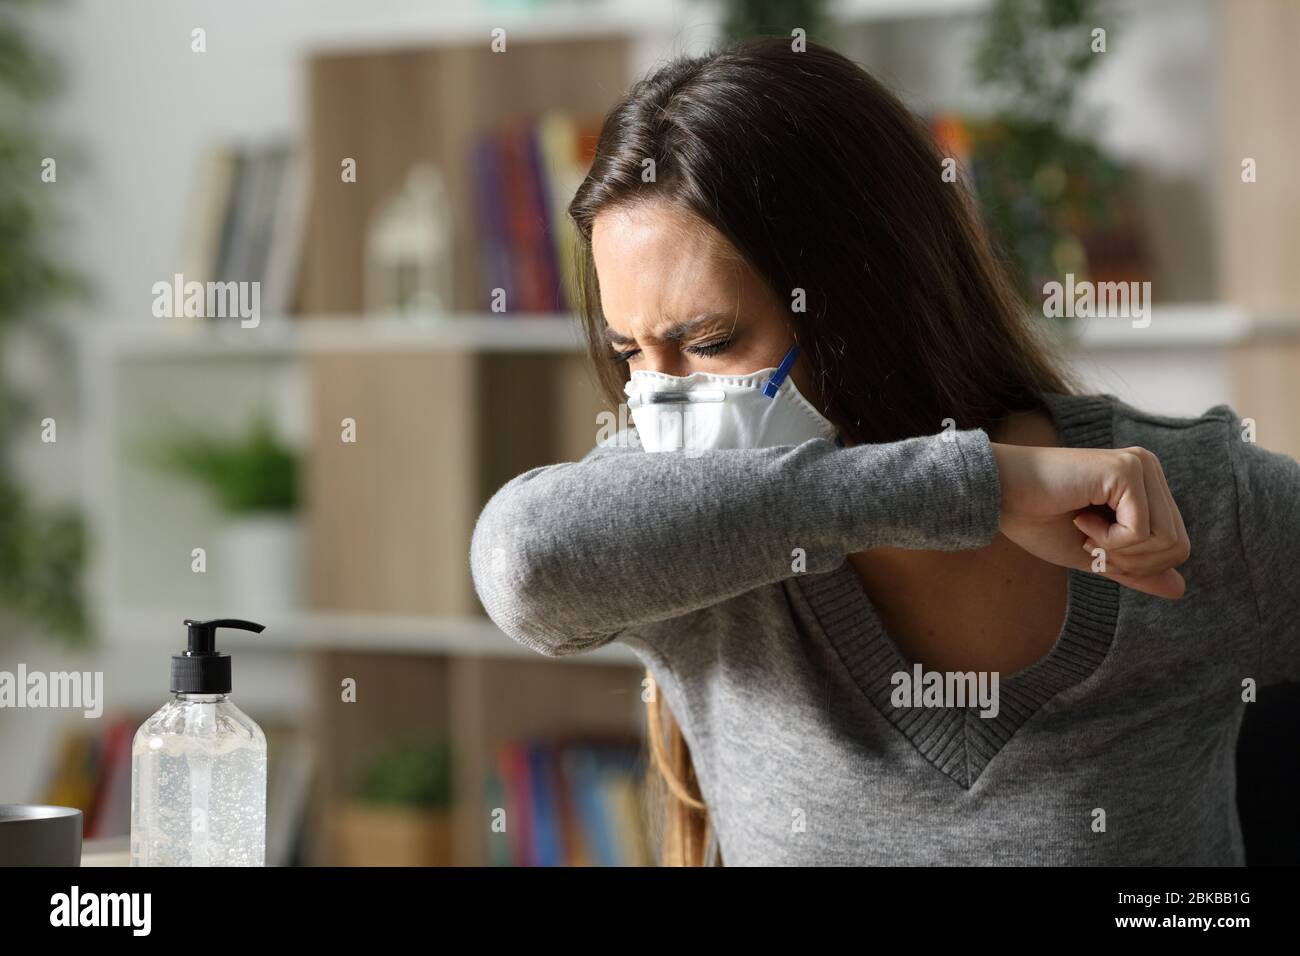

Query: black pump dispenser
171 618 265 694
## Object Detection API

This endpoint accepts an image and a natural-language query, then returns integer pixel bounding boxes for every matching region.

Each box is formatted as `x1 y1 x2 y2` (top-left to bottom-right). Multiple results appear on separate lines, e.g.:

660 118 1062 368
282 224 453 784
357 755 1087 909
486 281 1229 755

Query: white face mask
623 344 841 455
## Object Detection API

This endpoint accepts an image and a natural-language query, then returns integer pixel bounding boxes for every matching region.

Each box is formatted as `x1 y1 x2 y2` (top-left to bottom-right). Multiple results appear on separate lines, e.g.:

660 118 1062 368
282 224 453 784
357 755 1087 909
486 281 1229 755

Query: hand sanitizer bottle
131 618 268 866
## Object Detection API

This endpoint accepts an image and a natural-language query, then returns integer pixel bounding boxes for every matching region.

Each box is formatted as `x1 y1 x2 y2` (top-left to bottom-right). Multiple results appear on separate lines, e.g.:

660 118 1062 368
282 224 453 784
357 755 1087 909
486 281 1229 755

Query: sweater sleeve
469 427 1002 657
1226 413 1300 685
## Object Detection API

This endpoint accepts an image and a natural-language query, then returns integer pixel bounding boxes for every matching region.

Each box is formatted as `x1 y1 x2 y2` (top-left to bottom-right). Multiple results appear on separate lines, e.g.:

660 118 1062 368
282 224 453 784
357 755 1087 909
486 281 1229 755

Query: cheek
730 318 795 369
722 339 784 374
787 363 830 415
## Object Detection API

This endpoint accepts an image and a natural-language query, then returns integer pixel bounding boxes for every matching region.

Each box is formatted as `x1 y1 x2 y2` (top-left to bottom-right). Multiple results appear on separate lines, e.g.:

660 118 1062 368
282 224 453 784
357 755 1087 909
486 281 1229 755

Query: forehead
592 201 727 253
592 202 744 333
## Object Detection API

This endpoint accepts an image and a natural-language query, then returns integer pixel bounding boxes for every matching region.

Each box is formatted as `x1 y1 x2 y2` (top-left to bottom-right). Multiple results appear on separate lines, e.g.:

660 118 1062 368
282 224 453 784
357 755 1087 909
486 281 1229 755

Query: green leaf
136 414 301 515
356 740 455 809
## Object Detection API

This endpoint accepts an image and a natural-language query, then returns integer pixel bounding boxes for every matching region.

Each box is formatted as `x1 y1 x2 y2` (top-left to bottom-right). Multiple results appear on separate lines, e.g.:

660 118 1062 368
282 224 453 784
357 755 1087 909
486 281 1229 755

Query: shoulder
1107 392 1237 437
1042 390 1242 490
594 424 642 453
1045 390 1240 460
575 424 642 463
1091 393 1294 496
1091 391 1238 440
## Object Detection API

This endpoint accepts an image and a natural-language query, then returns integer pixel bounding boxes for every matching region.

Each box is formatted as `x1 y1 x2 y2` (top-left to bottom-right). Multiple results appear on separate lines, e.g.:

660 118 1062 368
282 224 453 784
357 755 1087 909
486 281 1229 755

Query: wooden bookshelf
303 346 608 615
295 33 650 866
299 37 630 314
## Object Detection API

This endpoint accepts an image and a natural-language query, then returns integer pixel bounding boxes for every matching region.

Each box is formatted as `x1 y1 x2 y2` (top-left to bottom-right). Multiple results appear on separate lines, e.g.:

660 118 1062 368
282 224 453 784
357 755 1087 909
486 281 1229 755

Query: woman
469 37 1300 866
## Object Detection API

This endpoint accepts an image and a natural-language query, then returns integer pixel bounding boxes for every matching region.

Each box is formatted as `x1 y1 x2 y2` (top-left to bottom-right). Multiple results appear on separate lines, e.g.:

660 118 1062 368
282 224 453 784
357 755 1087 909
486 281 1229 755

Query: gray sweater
469 391 1300 865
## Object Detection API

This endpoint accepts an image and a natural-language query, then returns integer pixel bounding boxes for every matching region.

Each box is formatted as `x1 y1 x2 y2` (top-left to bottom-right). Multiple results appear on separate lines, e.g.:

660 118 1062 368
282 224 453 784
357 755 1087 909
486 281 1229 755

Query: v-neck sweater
470 391 1300 865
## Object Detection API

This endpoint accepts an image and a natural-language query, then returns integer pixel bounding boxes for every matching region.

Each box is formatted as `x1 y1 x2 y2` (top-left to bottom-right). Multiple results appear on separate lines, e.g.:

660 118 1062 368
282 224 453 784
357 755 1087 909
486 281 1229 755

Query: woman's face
591 201 819 399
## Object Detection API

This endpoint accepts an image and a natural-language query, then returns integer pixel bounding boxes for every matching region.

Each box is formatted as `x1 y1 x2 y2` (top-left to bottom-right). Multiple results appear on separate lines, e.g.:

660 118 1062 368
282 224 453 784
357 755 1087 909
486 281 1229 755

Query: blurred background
1 0 1297 866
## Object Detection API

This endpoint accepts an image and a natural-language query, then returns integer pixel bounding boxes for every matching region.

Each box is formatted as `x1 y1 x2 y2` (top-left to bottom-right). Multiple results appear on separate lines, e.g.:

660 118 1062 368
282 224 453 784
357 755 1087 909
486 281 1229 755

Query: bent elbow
469 489 613 658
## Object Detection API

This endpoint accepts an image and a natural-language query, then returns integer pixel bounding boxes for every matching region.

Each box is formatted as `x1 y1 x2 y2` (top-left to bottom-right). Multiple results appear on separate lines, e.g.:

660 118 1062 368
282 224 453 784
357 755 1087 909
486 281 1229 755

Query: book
41 727 98 821
496 738 536 865
498 120 552 312
180 146 239 284
180 140 307 315
489 735 650 866
484 766 514 866
527 738 563 866
471 133 516 311
470 112 602 316
537 109 585 314
85 716 134 838
563 745 618 866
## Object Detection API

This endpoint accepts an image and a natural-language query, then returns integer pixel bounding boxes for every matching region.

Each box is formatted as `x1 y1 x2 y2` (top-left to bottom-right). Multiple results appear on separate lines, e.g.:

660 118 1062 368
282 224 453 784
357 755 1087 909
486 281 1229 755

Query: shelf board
299 2 685 54
86 314 588 360
99 606 642 666
295 0 986 54
833 0 987 20
84 306 1300 363
1064 304 1300 350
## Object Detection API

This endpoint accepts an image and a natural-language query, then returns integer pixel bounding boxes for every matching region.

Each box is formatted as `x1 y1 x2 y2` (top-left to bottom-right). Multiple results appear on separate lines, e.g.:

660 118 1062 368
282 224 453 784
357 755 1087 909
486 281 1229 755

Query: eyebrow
603 313 735 348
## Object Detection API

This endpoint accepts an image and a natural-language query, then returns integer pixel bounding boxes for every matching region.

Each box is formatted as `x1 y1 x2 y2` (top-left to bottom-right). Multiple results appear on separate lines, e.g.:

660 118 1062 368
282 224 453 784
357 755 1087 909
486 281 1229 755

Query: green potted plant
0 0 89 645
720 0 829 42
969 0 1147 317
334 739 455 866
138 412 302 616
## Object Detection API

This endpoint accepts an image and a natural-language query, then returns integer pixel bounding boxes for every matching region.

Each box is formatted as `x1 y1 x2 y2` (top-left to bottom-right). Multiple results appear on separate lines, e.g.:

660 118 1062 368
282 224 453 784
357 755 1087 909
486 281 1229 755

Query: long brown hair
567 37 1077 866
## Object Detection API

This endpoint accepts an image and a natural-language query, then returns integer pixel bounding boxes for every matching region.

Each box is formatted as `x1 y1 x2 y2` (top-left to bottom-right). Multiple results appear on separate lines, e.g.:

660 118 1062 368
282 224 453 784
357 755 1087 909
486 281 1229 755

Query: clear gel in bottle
131 618 267 866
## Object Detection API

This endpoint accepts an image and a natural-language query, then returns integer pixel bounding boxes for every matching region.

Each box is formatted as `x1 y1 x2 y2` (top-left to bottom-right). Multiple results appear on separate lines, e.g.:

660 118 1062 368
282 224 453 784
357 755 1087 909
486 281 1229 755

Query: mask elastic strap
762 344 800 398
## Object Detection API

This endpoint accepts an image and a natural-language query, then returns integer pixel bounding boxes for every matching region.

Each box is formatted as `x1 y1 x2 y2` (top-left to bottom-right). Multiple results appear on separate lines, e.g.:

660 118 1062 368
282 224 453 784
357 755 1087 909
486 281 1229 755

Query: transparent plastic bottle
130 619 267 867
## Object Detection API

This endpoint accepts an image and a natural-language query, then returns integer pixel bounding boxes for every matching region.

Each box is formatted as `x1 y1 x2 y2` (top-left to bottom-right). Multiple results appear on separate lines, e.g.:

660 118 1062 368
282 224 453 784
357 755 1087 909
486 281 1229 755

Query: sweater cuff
953 429 1002 547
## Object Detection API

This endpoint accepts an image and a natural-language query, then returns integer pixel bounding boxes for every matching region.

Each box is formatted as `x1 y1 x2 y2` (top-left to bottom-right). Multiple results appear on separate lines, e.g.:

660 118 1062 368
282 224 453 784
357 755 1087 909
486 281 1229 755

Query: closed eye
686 338 732 358
612 338 733 364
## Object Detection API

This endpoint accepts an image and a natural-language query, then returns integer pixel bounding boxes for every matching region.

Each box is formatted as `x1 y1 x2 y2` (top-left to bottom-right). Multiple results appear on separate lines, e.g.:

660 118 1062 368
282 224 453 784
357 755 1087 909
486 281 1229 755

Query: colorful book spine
521 120 563 313
483 766 514 866
564 746 618 866
538 109 585 314
496 739 535 866
471 133 516 311
472 112 603 316
527 738 563 866
491 736 648 866
499 121 549 312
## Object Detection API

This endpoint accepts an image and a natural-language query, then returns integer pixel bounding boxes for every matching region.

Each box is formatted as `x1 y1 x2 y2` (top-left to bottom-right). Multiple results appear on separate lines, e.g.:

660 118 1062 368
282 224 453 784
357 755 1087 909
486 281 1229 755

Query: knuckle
1117 449 1143 474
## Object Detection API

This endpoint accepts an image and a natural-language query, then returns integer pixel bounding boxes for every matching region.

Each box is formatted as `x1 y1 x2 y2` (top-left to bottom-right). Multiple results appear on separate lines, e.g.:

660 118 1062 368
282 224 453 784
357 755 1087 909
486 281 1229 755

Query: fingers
1072 508 1113 543
1076 447 1191 594
1095 451 1179 558
1145 449 1190 561
1138 449 1177 550
1071 452 1154 548
1095 449 1150 548
1074 533 1186 598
